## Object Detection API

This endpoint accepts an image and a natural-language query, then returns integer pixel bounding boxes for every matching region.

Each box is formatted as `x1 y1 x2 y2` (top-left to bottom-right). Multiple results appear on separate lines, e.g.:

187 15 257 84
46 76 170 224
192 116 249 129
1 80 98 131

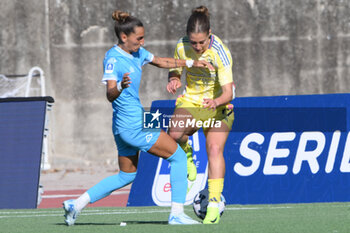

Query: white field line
0 204 347 219
0 206 292 215
42 191 129 199
0 210 168 219
0 209 170 219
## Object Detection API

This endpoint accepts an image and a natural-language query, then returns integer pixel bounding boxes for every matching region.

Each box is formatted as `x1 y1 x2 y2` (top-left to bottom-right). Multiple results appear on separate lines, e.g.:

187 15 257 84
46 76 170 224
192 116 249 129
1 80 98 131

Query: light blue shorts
114 128 161 156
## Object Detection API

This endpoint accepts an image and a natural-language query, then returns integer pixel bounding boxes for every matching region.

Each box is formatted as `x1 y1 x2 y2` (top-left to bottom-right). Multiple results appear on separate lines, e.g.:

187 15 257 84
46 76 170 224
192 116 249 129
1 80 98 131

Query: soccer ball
192 189 226 220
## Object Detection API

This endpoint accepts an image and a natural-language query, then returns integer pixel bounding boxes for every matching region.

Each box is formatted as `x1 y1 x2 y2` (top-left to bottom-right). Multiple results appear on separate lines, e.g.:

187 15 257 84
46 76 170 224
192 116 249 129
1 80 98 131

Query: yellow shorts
175 96 234 131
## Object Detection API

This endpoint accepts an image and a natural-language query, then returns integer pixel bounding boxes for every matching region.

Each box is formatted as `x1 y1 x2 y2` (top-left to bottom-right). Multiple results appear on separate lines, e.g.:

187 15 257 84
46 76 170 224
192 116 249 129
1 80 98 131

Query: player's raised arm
150 56 214 70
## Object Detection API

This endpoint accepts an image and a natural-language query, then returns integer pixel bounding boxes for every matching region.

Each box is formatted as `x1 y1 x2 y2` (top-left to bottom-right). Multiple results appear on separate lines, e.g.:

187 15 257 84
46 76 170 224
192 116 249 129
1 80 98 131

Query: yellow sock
208 178 224 203
180 141 191 155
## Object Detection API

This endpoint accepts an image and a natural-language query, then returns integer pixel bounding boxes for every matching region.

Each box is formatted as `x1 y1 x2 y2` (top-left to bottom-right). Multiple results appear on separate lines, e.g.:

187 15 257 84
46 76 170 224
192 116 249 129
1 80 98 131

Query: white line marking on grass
42 191 129 199
0 208 161 215
225 206 292 210
0 204 347 219
0 209 170 219
0 214 64 218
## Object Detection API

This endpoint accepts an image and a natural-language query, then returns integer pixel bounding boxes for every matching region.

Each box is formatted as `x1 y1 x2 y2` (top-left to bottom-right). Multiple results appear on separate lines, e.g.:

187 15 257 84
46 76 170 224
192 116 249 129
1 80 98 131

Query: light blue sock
166 144 188 203
87 171 136 203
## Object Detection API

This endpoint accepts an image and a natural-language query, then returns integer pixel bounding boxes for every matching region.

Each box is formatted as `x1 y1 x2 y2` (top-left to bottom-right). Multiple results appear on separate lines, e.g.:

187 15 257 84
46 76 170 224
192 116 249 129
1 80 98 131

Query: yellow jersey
170 34 233 106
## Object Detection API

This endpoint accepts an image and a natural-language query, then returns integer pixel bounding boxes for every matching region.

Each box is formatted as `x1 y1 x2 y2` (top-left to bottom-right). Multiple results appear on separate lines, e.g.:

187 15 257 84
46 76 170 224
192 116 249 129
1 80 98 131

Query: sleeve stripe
101 75 118 84
212 41 230 67
213 43 230 66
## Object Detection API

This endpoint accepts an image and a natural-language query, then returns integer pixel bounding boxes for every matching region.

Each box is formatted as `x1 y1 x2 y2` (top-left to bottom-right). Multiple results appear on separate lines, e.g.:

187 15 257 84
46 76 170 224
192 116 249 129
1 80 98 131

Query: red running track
38 189 130 208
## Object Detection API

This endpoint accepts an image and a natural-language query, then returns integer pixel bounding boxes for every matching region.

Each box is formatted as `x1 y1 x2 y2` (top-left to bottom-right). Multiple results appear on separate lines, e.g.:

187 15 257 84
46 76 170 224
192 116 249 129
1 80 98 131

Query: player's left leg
202 121 231 224
168 107 198 181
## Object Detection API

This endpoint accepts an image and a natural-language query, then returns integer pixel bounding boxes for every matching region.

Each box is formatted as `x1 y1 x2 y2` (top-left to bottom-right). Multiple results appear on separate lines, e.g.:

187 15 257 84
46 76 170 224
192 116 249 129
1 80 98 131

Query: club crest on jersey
106 63 114 73
105 58 116 74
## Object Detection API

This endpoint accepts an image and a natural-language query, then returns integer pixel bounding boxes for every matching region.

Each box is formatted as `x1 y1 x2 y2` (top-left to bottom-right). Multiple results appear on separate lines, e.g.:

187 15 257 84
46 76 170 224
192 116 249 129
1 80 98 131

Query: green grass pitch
0 203 349 233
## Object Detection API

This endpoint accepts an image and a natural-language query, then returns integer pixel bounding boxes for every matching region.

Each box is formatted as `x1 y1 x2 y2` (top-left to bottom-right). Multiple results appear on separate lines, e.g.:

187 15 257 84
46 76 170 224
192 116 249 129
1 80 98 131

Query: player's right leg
63 199 80 226
63 135 138 226
148 131 199 225
63 158 137 226
63 167 138 225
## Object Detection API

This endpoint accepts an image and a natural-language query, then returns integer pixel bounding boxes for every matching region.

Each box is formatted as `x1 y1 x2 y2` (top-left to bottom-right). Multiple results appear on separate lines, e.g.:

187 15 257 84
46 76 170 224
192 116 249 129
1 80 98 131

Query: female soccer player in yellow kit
167 5 235 224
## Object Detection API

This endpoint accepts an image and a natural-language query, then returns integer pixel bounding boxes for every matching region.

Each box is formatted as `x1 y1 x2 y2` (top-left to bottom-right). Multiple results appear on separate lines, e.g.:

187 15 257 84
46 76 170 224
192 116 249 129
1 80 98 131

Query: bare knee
207 143 223 158
168 130 183 142
118 155 138 173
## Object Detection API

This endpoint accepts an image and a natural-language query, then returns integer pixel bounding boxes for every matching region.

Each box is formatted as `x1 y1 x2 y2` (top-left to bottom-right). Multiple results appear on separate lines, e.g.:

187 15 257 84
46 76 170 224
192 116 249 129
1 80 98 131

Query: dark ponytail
112 10 143 43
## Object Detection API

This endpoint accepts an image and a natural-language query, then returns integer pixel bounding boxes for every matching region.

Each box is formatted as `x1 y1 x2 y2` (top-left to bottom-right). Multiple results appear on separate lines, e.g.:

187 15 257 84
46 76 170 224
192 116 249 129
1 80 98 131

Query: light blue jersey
102 45 154 134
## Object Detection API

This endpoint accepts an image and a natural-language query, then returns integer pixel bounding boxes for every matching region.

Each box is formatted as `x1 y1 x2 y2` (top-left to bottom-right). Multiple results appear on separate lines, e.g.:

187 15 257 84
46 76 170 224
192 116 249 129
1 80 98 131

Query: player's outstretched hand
167 78 182 94
193 60 214 71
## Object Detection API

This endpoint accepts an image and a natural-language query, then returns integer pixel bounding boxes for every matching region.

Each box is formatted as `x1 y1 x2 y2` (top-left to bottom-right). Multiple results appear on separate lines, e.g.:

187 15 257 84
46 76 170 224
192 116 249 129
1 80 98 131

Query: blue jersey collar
114 45 134 59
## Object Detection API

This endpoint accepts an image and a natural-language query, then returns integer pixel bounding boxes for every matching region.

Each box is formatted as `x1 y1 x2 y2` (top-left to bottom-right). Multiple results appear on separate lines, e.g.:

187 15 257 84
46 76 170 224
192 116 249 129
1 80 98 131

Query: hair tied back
112 10 130 23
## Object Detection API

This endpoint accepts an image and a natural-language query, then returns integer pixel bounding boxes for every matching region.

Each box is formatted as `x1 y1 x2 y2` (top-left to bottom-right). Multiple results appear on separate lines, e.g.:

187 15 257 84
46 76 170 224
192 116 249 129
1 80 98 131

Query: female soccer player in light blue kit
63 10 213 226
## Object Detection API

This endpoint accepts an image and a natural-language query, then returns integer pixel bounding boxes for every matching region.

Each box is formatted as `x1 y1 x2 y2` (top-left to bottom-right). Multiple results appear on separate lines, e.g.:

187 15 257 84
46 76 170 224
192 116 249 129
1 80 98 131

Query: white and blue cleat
63 199 80 226
168 212 200 225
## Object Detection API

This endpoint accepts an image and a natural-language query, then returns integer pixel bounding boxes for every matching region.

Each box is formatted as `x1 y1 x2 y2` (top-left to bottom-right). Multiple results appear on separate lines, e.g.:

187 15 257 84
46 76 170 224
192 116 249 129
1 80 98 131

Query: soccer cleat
63 199 80 226
203 206 220 224
168 212 200 225
185 145 197 181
